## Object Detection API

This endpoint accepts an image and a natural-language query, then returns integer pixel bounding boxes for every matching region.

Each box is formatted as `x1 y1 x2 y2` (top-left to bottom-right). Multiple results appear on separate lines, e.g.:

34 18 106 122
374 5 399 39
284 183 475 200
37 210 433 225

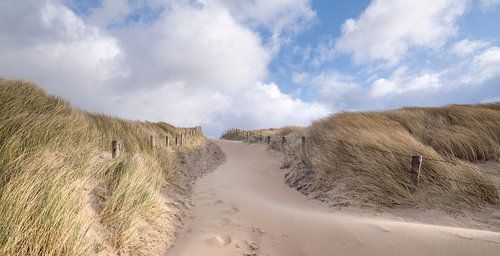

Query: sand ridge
166 140 500 256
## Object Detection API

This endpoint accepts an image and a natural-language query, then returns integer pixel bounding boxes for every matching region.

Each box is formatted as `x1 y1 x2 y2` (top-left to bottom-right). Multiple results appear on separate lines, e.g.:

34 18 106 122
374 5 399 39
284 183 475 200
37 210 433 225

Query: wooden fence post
175 136 179 146
180 134 184 146
282 136 286 145
259 134 263 142
267 136 271 144
112 140 120 158
301 136 306 147
166 136 170 147
150 135 156 149
411 155 422 186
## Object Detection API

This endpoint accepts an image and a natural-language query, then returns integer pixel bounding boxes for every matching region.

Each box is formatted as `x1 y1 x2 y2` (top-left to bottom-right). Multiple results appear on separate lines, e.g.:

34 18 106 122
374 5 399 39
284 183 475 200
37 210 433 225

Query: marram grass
0 78 203 255
223 103 499 208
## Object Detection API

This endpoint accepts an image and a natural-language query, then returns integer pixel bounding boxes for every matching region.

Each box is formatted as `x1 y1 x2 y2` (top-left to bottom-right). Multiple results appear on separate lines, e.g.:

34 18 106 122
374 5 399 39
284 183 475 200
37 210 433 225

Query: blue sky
1 0 500 136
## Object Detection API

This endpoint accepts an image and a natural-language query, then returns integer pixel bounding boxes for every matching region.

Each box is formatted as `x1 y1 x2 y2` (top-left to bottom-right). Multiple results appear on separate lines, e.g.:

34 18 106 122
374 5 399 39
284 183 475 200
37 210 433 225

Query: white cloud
0 1 123 105
117 3 270 91
216 0 315 52
471 47 500 82
450 39 489 56
335 0 468 64
216 0 314 31
0 0 325 136
370 67 442 97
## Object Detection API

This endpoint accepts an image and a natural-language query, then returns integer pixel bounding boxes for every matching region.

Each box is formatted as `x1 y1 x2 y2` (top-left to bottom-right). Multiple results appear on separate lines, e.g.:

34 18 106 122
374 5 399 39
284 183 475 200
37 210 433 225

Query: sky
1 0 500 137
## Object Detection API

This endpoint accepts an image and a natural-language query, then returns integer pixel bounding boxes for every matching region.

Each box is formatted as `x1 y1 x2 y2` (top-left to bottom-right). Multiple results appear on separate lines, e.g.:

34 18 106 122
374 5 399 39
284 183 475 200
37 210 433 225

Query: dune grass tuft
0 78 204 255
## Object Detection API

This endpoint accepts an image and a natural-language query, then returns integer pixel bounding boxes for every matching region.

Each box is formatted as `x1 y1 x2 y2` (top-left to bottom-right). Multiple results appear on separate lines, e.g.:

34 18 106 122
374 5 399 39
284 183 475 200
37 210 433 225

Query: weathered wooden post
282 136 286 145
112 140 120 158
150 135 156 149
246 132 249 142
180 134 184 146
301 136 306 147
175 136 179 146
259 134 263 142
267 136 271 144
166 136 170 147
411 155 422 186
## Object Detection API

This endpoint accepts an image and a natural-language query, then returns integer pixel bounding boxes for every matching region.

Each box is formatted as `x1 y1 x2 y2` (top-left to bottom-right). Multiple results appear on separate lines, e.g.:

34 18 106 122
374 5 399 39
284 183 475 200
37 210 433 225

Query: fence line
232 132 495 187
111 126 202 159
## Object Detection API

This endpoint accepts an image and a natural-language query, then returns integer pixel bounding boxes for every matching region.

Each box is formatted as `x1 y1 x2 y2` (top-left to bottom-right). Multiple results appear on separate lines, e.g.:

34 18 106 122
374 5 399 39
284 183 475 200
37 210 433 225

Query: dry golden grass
297 105 500 208
226 103 499 208
0 78 204 255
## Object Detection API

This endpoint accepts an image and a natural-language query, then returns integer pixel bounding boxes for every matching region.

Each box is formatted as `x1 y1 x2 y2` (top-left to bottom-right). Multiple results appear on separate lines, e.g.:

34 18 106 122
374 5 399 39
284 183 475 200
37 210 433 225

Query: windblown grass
227 103 499 208
305 109 498 207
0 78 203 255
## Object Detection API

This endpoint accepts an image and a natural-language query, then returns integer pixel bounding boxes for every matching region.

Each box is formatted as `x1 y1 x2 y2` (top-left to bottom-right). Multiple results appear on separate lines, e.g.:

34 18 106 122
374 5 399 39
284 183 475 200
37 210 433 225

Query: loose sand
166 140 500 256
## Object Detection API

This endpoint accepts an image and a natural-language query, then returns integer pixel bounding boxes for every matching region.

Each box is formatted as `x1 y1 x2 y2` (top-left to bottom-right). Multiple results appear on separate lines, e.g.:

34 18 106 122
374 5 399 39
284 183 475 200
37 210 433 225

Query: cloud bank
0 0 499 136
0 0 327 136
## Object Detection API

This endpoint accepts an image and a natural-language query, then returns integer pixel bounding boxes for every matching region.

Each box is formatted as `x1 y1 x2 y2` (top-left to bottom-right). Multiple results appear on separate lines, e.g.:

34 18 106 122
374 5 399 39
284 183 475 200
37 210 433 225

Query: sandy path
166 140 500 256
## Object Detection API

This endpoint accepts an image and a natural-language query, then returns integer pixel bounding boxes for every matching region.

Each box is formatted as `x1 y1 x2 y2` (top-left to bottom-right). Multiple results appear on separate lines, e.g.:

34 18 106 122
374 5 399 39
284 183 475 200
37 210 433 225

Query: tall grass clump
0 78 204 255
298 105 499 208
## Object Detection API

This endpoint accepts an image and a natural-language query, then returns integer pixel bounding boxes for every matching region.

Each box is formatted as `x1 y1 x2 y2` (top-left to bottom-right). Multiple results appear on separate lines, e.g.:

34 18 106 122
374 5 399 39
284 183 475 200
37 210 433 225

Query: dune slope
0 78 204 255
167 140 500 256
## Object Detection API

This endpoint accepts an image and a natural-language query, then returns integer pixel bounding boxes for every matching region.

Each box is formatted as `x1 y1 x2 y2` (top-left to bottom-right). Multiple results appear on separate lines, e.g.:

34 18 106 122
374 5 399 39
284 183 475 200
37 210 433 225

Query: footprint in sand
216 217 231 226
206 235 232 246
224 205 240 214
241 240 259 256
249 226 266 235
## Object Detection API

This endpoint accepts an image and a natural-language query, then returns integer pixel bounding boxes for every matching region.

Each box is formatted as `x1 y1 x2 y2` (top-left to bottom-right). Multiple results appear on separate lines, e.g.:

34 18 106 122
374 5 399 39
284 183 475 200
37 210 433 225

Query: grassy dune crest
306 107 498 207
0 78 203 255
223 104 499 208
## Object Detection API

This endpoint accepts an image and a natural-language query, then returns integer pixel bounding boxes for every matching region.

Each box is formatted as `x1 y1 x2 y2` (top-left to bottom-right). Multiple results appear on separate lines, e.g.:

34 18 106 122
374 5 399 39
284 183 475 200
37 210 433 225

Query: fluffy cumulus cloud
299 0 500 111
303 43 500 111
335 0 468 64
1 0 499 136
0 0 124 106
0 0 326 136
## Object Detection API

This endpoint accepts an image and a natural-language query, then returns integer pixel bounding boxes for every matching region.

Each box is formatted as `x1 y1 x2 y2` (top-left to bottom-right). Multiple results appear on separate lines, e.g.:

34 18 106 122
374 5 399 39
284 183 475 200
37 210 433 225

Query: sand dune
166 140 500 256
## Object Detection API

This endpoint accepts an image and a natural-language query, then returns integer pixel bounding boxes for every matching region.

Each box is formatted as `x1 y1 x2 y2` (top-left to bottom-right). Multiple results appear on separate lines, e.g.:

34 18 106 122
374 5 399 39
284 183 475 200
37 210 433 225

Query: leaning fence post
150 135 156 149
112 140 120 158
411 155 422 186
